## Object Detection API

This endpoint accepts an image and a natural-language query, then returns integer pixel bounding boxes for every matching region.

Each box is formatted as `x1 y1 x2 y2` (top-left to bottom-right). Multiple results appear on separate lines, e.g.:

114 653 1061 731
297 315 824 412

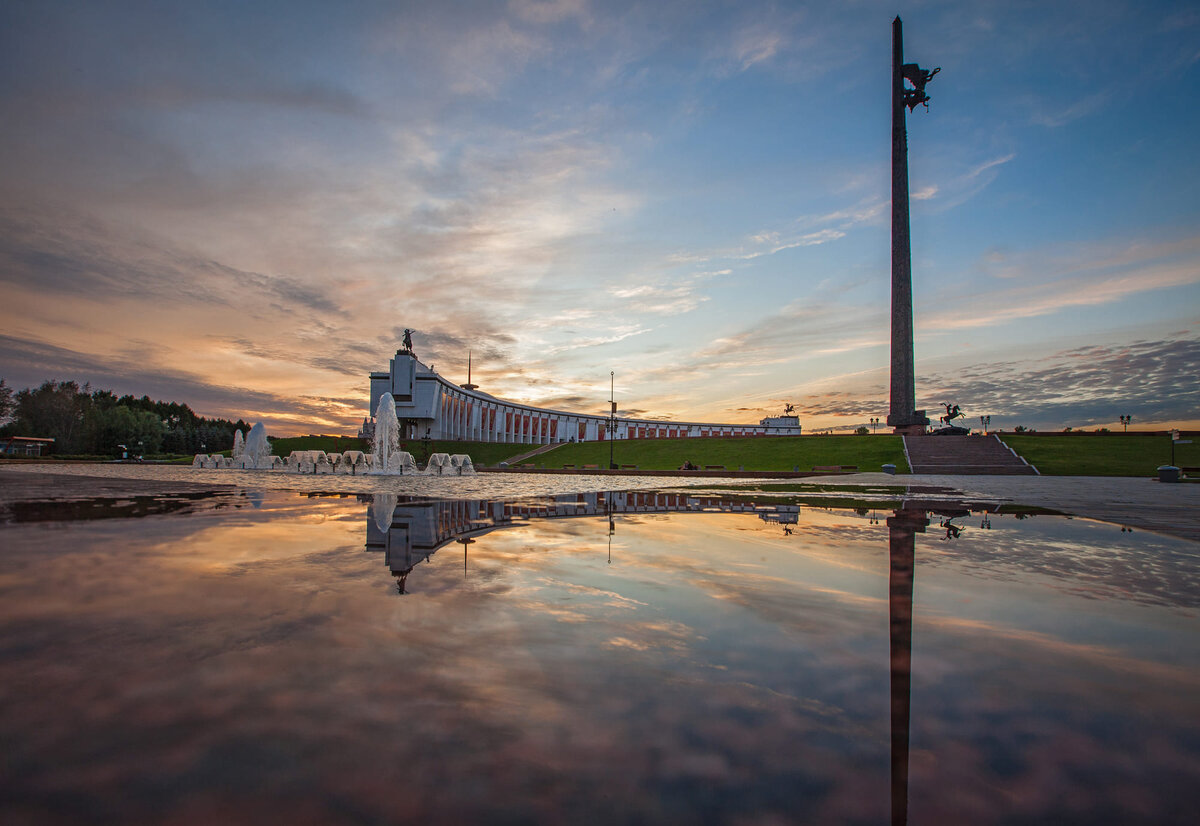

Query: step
903 434 1037 475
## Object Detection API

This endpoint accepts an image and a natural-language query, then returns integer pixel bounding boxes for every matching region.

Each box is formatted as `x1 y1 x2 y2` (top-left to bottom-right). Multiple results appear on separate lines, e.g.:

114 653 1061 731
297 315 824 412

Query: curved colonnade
367 350 802 445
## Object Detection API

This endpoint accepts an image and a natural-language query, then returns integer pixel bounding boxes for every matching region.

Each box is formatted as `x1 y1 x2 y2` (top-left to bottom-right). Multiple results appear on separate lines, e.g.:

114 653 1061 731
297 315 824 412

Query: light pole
1119 415 1131 433
870 417 879 434
609 371 617 470
980 415 990 434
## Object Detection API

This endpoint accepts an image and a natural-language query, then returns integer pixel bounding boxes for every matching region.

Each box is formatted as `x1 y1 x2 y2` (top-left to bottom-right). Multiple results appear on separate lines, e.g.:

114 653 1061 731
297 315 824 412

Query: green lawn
268 435 369 455
399 440 531 467
266 435 526 467
508 435 909 473
999 433 1200 476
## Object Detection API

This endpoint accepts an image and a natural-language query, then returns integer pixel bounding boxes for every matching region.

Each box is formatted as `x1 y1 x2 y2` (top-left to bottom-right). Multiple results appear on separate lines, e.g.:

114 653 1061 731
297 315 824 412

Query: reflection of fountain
371 493 398 533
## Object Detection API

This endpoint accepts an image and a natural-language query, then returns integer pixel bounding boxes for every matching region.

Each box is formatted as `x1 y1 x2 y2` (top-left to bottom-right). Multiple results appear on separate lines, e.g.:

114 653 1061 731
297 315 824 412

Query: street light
1119 415 1131 433
870 417 879 434
609 371 617 470
980 415 991 434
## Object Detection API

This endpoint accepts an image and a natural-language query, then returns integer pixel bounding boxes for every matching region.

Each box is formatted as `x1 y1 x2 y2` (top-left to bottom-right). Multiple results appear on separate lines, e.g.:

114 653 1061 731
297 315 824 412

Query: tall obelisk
887 17 932 434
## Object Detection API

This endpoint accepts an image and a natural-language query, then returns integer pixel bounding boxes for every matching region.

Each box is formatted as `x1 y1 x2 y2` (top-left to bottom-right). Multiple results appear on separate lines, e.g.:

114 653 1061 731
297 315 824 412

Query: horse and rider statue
940 403 964 426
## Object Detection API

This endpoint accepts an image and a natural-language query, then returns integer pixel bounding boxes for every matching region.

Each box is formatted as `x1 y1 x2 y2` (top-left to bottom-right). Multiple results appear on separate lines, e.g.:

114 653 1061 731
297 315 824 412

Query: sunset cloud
1 1 1197 433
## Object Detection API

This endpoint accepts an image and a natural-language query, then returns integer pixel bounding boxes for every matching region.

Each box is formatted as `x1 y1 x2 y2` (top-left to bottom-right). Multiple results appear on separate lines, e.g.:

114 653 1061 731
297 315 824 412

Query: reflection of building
757 505 800 525
369 348 802 444
365 492 802 586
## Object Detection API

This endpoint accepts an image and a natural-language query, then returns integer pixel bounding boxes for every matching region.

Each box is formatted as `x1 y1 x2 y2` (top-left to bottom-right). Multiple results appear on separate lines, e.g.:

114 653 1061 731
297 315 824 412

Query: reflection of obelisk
887 507 927 826
887 17 932 434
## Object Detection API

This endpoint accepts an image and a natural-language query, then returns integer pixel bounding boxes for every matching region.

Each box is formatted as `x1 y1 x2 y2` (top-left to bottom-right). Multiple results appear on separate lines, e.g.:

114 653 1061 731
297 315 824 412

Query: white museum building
365 348 801 445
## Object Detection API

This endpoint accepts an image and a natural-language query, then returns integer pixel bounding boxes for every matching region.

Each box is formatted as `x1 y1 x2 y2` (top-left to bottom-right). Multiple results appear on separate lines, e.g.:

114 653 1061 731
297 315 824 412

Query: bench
520 463 535 468
561 464 575 469
704 465 726 470
812 465 858 472
620 464 638 469
582 464 599 469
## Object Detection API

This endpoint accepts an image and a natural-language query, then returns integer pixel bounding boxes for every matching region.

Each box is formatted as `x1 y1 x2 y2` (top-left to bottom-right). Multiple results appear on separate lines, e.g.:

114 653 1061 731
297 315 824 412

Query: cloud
697 299 886 363
508 0 589 26
925 234 1200 332
732 27 784 71
1029 91 1111 128
917 336 1200 428
0 334 360 431
546 325 651 354
787 335 1199 430
610 282 709 315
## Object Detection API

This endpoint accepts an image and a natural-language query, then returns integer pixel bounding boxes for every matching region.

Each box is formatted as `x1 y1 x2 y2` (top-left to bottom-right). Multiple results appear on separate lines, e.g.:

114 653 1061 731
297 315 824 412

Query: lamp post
980 415 991 434
1119 415 1131 433
870 417 879 434
609 371 617 470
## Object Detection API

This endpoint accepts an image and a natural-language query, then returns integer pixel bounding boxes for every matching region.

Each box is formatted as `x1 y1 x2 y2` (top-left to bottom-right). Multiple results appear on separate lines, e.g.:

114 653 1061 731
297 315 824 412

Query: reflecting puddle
1 489 1197 824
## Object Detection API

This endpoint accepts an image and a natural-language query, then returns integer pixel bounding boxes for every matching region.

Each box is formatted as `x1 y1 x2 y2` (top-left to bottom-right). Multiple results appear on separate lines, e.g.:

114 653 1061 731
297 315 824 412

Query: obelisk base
888 410 928 436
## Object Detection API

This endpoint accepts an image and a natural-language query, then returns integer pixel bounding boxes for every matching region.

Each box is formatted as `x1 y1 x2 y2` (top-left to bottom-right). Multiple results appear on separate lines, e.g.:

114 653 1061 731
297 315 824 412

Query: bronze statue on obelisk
887 17 938 434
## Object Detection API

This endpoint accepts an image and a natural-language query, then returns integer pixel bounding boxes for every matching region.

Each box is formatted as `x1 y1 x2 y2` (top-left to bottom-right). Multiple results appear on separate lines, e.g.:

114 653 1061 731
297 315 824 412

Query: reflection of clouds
605 620 699 653
4 494 1200 823
917 517 1200 609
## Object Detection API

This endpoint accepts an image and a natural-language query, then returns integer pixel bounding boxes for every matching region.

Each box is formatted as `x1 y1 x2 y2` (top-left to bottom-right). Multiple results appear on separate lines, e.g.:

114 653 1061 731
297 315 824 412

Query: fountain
190 401 473 475
370 393 420 475
234 423 275 469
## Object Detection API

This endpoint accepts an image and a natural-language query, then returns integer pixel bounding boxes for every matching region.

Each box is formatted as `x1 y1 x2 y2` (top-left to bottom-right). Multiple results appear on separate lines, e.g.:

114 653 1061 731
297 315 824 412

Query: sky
1 0 1197 436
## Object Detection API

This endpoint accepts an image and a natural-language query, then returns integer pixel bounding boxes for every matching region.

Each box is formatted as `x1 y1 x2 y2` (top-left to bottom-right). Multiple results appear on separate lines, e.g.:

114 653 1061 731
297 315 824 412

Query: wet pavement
1 482 1198 824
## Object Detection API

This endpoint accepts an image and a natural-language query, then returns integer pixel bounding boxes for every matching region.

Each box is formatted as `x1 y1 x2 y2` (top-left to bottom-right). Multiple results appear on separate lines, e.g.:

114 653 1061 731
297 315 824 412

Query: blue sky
1 0 1197 434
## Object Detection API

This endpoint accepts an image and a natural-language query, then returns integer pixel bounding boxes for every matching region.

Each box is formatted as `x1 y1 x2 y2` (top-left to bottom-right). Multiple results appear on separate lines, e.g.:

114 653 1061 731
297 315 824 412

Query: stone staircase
503 442 562 465
904 433 1038 475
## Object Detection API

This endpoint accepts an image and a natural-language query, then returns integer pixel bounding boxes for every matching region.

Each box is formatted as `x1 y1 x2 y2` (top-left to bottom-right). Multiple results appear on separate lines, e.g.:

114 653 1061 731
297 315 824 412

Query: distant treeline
0 379 248 456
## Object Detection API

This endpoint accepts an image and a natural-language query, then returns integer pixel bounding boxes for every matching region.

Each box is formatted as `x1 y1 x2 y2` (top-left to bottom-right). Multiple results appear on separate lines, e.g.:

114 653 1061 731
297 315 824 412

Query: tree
0 379 13 426
854 425 870 435
3 379 246 454
10 380 91 452
83 405 165 455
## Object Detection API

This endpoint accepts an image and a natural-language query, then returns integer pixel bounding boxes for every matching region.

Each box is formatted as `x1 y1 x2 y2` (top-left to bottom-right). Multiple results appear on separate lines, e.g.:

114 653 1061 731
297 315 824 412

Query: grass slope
405 440 531 467
509 435 909 473
269 435 369 455
1000 433 1200 476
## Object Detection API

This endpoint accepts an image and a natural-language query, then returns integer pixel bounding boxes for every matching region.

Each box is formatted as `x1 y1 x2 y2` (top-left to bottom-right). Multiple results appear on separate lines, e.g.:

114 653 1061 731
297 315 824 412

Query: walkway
815 472 1200 542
